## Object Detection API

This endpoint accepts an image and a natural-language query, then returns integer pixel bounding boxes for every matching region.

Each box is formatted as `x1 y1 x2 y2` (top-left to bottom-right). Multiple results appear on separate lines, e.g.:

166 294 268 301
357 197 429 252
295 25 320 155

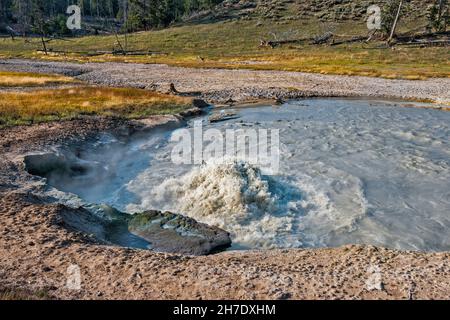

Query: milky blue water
49 98 450 251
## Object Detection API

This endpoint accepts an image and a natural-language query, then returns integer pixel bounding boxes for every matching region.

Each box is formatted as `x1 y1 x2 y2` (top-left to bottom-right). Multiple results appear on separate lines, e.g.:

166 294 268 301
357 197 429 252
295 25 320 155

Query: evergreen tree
428 0 449 32
0 0 224 34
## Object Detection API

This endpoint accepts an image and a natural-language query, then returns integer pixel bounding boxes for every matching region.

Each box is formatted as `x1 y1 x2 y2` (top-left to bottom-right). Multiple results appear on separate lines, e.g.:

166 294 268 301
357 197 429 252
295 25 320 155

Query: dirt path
1 59 449 104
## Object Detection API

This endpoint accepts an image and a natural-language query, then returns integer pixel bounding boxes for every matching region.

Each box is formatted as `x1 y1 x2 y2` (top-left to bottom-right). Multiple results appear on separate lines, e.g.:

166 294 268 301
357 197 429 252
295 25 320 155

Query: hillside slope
0 1 448 79
185 0 430 23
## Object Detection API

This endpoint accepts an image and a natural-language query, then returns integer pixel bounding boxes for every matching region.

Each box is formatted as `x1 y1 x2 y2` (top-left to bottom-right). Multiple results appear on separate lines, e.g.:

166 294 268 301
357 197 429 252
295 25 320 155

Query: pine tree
1 0 226 34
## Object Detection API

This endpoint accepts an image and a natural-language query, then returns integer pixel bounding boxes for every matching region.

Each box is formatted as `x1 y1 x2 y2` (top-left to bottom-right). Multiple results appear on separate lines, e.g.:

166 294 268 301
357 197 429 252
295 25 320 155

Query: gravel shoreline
1 59 449 105
1 59 450 299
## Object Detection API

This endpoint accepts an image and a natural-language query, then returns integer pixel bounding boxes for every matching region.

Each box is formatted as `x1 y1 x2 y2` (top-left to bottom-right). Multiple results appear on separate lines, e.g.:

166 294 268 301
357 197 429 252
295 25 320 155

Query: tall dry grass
0 71 76 87
0 86 192 127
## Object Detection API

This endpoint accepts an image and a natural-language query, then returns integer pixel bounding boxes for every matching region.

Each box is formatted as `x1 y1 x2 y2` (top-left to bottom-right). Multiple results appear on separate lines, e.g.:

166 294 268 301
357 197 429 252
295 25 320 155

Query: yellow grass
0 71 76 87
0 86 193 127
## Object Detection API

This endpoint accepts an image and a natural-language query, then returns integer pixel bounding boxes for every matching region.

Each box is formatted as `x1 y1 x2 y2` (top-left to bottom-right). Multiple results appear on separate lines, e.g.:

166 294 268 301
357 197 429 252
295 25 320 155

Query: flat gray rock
62 204 232 256
128 210 232 255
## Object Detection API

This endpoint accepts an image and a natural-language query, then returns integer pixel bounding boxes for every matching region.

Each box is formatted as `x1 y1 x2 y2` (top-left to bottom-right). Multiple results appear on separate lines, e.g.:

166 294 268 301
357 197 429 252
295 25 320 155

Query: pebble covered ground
1 59 449 105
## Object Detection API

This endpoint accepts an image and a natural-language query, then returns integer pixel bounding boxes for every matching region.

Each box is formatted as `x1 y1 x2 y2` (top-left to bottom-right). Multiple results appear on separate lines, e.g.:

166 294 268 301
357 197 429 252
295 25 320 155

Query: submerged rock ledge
61 204 232 256
128 210 232 255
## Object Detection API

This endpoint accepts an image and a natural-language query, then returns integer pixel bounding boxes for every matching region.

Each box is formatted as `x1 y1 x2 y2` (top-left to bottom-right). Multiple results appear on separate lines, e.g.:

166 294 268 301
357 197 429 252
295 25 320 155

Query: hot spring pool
43 98 450 251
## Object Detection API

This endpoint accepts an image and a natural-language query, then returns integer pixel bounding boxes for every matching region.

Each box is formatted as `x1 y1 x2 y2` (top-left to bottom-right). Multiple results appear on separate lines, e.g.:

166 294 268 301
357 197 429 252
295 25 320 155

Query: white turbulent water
127 159 303 248
54 99 450 251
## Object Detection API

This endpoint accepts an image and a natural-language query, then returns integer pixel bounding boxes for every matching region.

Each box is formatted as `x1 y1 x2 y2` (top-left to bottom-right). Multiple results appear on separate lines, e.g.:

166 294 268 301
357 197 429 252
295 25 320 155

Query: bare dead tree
388 0 404 43
438 0 445 21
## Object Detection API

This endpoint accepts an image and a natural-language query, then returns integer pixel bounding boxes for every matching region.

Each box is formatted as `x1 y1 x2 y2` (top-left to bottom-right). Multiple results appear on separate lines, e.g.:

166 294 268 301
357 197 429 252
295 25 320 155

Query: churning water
48 98 450 251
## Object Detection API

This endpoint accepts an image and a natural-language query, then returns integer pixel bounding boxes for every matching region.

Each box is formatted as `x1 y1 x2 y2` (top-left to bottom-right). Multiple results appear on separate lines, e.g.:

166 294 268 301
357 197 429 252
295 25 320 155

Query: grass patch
0 71 76 87
0 86 193 128
0 19 449 79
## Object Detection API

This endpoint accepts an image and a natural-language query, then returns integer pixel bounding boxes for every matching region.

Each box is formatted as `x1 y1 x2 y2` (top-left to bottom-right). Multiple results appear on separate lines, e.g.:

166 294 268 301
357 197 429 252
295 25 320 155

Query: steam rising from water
126 157 372 249
40 99 450 251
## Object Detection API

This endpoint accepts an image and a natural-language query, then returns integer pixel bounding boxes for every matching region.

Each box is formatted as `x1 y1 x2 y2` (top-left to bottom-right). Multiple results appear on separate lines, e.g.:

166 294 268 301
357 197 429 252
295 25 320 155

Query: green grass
1 19 449 79
0 86 193 128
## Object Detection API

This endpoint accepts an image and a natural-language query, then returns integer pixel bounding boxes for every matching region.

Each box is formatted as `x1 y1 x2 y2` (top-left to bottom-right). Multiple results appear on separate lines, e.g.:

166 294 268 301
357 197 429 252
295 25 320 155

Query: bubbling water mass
130 158 304 248
48 98 450 251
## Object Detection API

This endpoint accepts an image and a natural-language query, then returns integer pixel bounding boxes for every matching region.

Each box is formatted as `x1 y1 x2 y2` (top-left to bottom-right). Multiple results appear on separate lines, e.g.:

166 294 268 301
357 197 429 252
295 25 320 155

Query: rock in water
63 204 232 256
128 210 232 256
24 152 231 255
209 111 239 123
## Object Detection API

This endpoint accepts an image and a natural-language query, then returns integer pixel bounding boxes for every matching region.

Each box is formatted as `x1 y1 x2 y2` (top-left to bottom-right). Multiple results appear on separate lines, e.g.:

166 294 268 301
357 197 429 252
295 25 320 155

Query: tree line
382 0 448 36
0 0 224 35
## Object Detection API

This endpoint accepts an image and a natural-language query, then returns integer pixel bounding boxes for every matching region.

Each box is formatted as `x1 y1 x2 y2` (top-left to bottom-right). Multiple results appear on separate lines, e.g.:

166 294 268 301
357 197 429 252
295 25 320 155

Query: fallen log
259 32 335 48
394 30 450 43
312 32 334 45
260 37 313 48
36 49 104 56
393 39 450 47
330 35 369 46
35 49 168 56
